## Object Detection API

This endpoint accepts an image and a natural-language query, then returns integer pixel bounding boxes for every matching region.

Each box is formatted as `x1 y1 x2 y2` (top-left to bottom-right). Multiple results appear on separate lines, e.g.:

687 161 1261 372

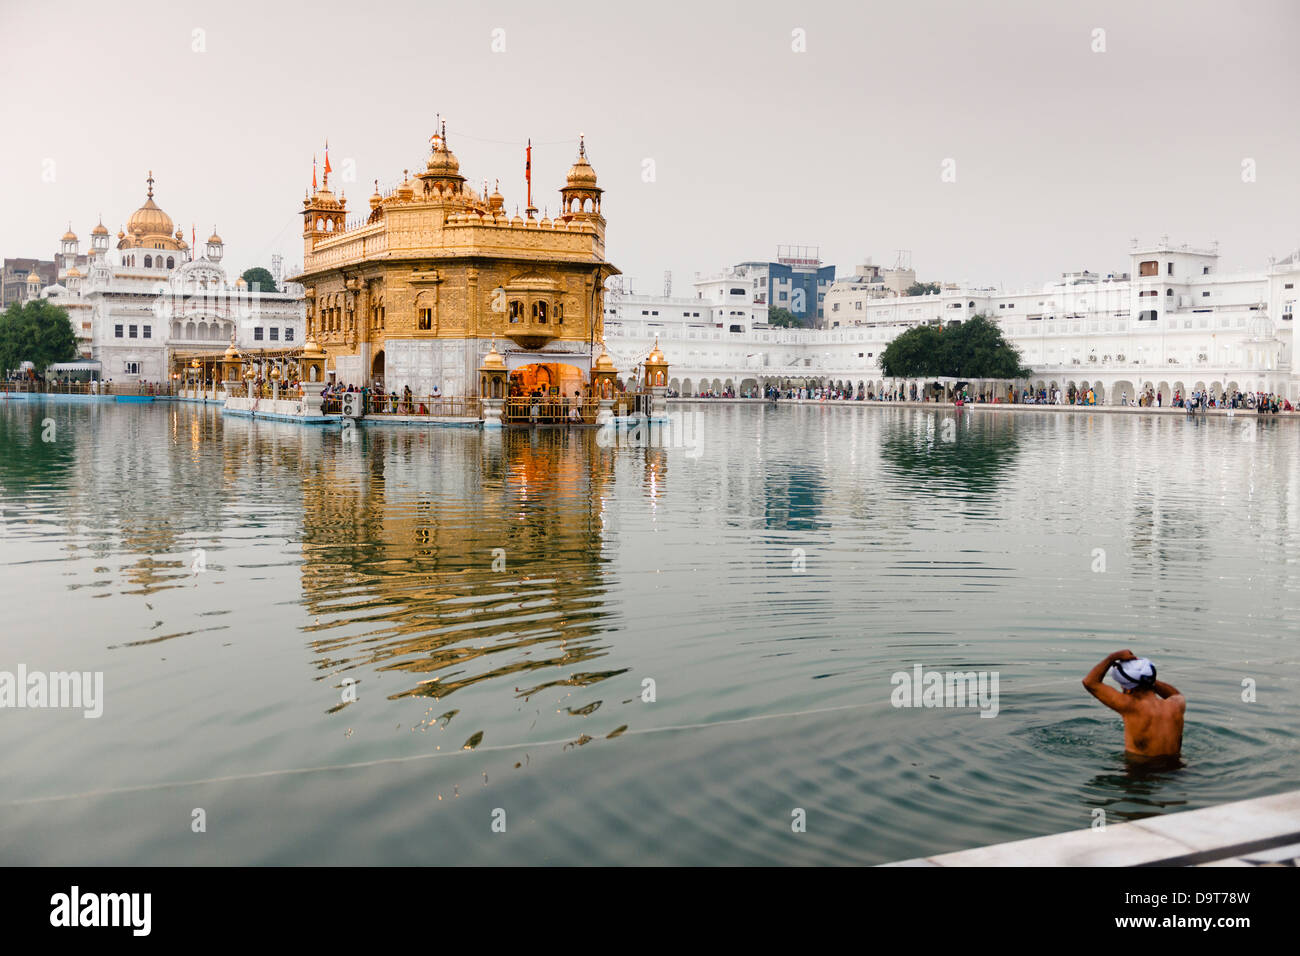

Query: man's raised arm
1082 649 1136 711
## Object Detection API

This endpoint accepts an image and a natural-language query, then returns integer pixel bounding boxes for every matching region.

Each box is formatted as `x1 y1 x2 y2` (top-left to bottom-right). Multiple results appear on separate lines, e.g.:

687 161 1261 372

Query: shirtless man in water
1082 650 1185 757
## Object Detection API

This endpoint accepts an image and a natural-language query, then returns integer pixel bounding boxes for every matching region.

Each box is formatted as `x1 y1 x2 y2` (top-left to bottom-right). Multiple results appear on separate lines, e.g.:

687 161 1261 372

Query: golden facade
294 126 619 398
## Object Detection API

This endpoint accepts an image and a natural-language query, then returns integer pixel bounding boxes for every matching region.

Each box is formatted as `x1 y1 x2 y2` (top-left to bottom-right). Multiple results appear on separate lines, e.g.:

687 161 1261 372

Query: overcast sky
3 0 1297 291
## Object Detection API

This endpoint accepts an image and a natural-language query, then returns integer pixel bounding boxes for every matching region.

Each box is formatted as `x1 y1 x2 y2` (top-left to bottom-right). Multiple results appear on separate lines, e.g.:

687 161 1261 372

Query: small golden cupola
90 217 110 254
367 179 385 223
643 336 669 389
302 152 348 239
560 135 603 222
488 180 505 216
419 119 466 198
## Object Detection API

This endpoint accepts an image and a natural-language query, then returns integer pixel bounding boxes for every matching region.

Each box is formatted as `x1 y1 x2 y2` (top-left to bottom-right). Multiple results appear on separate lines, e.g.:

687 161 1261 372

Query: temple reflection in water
293 425 666 707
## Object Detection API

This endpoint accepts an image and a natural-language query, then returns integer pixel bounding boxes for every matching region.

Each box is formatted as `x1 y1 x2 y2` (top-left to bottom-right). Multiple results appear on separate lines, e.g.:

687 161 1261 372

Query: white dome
1247 311 1276 342
170 257 228 293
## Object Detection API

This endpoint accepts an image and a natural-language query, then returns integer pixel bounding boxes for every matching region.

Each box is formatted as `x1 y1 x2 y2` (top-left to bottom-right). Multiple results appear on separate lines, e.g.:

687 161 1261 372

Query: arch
1157 381 1172 405
371 350 385 384
144 255 153 268
166 256 175 269
682 378 693 396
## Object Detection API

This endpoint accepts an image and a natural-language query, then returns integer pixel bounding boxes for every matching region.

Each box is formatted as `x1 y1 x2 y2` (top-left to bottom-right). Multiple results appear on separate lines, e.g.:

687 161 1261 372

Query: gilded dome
91 219 108 236
62 224 78 241
646 336 666 364
27 270 42 284
127 172 174 237
480 336 507 370
424 121 462 179
208 230 223 244
566 136 598 188
594 343 616 372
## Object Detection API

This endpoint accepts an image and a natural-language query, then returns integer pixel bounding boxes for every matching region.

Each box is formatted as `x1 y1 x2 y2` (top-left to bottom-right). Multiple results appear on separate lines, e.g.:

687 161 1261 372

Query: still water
1 399 1296 865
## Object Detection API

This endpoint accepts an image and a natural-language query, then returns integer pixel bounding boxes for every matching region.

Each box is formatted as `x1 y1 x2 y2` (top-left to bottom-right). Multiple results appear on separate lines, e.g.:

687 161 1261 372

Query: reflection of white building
605 240 1300 402
35 173 303 383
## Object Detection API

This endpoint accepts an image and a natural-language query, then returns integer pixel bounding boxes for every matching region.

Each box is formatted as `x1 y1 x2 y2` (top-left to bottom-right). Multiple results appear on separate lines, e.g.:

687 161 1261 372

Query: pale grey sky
3 0 1297 289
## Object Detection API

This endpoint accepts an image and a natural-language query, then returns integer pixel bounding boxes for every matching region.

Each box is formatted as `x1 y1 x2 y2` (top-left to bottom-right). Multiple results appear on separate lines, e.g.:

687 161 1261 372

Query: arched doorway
371 350 385 390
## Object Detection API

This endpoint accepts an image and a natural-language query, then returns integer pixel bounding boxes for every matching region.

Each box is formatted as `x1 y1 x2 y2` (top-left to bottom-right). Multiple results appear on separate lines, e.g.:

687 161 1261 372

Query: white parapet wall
884 789 1300 866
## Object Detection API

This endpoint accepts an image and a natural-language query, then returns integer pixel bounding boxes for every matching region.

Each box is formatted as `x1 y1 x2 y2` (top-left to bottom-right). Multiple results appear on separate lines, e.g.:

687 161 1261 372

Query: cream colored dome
127 172 174 237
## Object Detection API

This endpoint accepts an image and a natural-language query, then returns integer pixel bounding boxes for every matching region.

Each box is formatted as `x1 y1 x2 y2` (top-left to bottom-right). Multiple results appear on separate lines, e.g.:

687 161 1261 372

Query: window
509 301 523 323
1285 283 1294 290
166 257 175 269
144 256 152 268
555 303 563 324
269 327 279 341
124 362 139 375
730 288 745 295
128 325 138 338
1166 289 1173 296
1139 260 1159 276
114 324 123 338
285 328 295 341
417 308 434 330
1138 310 1158 322
1139 290 1158 297
142 326 151 339
254 327 264 340
1167 263 1174 275
532 301 548 323
779 292 787 301
1008 303 1015 308
1202 291 1210 297
999 303 1005 309
832 303 840 312
855 301 862 310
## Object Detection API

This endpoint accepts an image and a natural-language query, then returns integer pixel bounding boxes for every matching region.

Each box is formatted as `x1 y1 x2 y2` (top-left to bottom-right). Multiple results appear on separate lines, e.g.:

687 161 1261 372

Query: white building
605 239 1300 402
36 173 304 383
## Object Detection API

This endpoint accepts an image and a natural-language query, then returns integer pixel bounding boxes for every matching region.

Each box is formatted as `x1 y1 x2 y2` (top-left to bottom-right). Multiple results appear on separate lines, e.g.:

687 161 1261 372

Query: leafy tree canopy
241 267 277 293
0 299 77 375
880 314 1031 379
766 307 802 328
905 281 942 296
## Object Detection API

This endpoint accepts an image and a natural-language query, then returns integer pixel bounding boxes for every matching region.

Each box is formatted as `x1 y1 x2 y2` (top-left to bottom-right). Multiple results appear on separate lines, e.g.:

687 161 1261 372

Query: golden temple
294 124 621 402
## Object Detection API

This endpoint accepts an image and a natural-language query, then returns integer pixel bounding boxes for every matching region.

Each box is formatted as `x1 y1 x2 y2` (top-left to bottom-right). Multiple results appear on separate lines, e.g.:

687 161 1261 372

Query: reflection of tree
878 412 1022 494
299 427 623 708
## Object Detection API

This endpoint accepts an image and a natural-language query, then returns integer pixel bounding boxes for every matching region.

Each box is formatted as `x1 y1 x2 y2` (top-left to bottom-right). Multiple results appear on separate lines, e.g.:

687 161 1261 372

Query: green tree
905 281 942 296
766 307 801 328
880 314 1030 379
0 299 76 376
880 322 943 377
241 267 277 293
